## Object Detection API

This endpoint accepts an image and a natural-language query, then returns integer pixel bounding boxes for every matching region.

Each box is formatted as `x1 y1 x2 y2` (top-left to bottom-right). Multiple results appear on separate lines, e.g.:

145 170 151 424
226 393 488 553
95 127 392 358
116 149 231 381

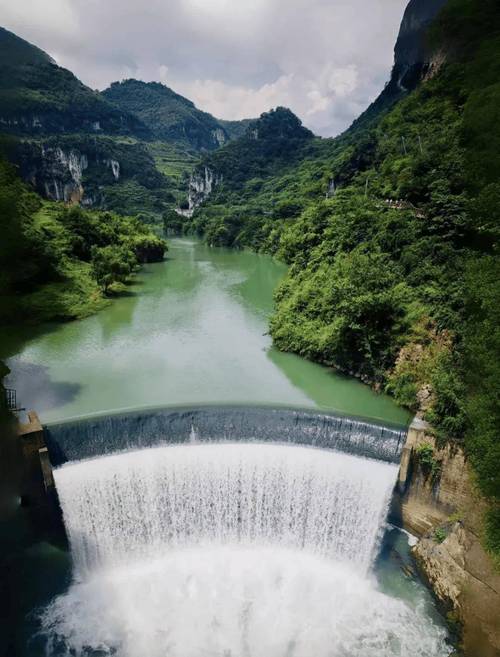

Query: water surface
3 238 409 424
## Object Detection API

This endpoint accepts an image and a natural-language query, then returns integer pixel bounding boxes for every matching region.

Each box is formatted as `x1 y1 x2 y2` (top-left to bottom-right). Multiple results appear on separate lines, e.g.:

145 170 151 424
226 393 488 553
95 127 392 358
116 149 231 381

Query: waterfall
55 443 396 576
43 442 451 657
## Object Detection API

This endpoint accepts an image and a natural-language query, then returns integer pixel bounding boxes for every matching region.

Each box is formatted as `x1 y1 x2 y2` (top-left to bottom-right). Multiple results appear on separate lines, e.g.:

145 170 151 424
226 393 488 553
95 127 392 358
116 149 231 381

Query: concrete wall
18 411 65 544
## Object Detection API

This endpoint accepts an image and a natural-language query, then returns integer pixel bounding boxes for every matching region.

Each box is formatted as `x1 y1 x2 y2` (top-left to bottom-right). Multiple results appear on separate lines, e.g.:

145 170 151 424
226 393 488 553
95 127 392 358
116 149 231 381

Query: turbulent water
43 443 451 657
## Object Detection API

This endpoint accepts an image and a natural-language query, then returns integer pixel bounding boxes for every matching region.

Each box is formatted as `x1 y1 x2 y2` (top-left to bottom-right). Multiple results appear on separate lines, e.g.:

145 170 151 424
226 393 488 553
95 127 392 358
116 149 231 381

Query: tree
91 245 137 293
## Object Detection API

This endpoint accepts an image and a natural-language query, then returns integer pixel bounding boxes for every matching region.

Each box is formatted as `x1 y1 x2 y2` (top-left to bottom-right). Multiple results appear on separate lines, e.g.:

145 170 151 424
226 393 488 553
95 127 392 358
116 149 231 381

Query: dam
17 404 451 657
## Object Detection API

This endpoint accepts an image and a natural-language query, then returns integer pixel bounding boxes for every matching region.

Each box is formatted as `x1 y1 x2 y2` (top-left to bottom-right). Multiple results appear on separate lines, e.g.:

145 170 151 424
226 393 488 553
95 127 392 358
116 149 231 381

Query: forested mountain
178 0 500 553
0 27 172 220
0 27 147 137
0 28 250 222
102 79 248 151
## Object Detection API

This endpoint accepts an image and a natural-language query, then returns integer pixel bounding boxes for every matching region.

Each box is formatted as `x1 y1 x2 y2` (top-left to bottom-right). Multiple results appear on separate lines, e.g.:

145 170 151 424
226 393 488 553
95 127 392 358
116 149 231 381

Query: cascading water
42 443 452 657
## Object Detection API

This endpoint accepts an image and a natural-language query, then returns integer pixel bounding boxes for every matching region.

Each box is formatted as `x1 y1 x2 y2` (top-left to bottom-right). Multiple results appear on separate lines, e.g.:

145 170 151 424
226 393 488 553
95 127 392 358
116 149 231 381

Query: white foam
44 443 451 656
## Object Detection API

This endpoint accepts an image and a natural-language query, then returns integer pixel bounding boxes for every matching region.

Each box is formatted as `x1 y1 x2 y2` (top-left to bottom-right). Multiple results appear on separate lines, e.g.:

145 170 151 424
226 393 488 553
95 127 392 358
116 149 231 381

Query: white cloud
0 0 408 136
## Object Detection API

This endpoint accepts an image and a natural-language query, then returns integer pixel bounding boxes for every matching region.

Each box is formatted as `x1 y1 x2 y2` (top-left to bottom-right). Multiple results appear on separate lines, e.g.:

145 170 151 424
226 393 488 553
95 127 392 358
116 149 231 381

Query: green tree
91 245 137 293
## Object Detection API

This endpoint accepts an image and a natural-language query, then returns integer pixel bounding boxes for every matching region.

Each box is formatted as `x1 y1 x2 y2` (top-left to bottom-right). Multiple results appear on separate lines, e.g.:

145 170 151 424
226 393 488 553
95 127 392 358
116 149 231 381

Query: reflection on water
1 238 410 425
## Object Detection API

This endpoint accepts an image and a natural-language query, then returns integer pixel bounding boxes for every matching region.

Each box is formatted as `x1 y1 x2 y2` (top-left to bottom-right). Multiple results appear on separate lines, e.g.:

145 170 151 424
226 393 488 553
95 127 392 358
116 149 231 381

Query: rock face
353 0 448 128
396 421 500 656
13 144 118 205
32 147 88 204
177 167 223 217
396 420 470 536
414 520 500 656
393 0 449 90
8 133 167 209
177 107 313 216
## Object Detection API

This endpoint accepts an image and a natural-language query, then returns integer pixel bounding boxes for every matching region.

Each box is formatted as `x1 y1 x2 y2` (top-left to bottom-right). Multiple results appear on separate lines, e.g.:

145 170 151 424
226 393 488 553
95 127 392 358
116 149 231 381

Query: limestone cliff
353 0 448 128
9 136 165 209
392 0 449 90
177 166 223 217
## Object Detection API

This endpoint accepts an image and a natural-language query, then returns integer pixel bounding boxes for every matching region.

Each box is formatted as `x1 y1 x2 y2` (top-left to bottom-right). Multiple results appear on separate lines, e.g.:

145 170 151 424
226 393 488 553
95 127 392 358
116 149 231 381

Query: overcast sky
0 0 407 136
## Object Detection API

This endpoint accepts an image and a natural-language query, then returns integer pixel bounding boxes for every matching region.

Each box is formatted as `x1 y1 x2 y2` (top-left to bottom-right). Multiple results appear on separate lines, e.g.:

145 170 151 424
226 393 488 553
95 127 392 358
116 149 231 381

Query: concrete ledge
18 410 43 436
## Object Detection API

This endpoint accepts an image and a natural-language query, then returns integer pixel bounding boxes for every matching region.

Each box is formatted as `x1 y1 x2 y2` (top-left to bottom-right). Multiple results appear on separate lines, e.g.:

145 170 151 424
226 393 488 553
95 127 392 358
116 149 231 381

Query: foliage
0 28 146 137
0 159 166 322
102 79 247 151
91 245 136 293
415 442 442 481
433 527 448 544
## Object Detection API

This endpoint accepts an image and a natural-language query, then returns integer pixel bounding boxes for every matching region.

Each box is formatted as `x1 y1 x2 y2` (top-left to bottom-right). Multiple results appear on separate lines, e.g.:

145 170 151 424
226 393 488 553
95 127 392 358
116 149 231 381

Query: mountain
176 107 316 223
352 0 449 128
392 0 449 90
102 79 250 152
0 27 175 218
0 27 146 136
0 29 252 220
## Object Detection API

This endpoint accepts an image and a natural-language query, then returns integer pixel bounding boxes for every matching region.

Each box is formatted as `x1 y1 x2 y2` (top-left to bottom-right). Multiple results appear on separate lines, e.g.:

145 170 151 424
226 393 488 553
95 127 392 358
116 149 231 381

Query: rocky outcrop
393 0 449 91
9 135 167 211
352 0 448 129
414 521 500 656
396 420 500 656
211 128 227 147
177 166 222 217
37 147 88 204
396 419 470 536
14 144 122 205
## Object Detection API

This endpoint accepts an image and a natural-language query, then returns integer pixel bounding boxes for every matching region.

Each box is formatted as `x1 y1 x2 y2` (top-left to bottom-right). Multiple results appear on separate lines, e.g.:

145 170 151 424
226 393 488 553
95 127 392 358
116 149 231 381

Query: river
2 238 409 425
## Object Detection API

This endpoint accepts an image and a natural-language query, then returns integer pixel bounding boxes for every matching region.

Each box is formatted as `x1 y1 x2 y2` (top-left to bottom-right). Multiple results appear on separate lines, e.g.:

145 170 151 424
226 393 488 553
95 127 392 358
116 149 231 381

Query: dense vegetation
103 79 248 151
181 0 500 553
0 158 166 324
0 27 146 137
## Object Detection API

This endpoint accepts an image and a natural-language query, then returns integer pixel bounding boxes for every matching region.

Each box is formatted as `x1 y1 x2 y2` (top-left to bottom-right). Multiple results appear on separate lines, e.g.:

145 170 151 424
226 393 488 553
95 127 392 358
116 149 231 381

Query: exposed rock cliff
393 0 449 90
414 522 500 657
396 422 500 656
353 0 448 128
178 107 313 215
9 136 165 209
177 166 223 217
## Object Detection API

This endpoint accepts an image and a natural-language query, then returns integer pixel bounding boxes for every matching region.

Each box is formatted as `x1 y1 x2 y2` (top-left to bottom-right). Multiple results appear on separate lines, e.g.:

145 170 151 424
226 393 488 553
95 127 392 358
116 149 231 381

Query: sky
0 0 408 136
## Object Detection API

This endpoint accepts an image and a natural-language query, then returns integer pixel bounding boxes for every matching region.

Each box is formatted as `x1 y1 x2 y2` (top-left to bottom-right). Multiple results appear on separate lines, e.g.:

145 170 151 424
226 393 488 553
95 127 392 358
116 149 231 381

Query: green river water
2 238 409 425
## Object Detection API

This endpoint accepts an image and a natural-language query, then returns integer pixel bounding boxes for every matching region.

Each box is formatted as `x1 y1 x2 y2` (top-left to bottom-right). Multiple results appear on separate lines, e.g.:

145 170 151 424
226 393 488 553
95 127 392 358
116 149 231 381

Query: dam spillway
54 443 397 576
43 405 408 466
38 409 451 657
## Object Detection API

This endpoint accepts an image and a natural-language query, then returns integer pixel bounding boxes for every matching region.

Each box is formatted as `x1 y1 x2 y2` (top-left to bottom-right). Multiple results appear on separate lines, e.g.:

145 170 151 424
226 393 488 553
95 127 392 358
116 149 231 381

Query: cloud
0 0 407 136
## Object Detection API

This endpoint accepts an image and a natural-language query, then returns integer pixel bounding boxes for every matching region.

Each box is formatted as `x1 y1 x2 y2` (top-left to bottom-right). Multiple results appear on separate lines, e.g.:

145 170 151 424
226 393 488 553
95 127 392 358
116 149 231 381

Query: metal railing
5 387 18 411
